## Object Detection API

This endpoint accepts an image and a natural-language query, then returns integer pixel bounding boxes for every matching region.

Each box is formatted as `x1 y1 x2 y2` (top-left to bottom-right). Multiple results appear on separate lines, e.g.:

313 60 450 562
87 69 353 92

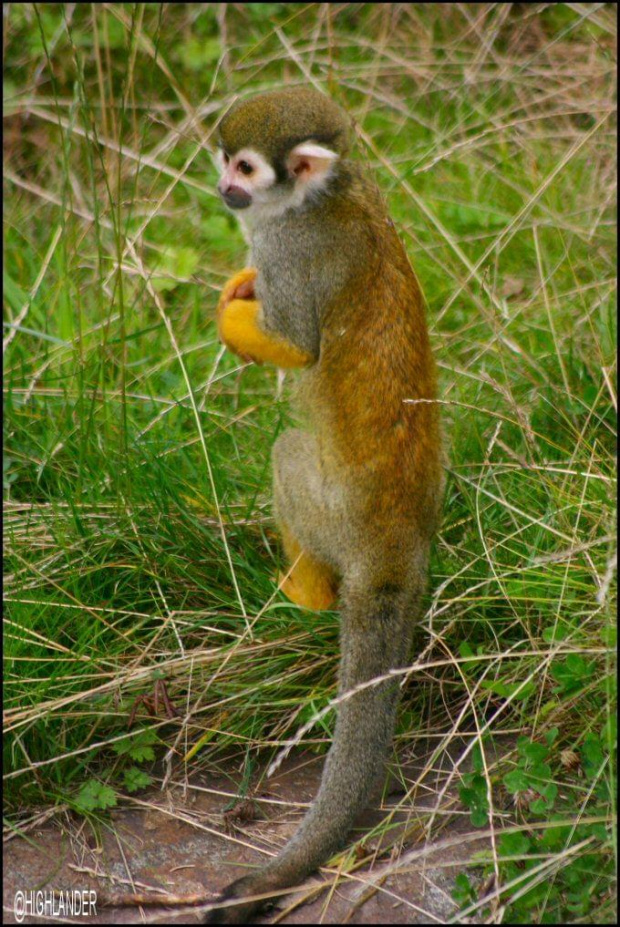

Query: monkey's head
215 87 351 222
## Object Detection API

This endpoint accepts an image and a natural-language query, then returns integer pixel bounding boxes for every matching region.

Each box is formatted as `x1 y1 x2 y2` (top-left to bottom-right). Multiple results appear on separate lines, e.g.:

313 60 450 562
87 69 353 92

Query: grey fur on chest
250 215 318 357
250 209 350 359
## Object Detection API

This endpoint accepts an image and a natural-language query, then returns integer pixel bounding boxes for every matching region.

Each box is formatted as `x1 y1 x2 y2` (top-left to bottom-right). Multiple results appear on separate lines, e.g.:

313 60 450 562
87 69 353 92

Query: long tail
205 582 420 924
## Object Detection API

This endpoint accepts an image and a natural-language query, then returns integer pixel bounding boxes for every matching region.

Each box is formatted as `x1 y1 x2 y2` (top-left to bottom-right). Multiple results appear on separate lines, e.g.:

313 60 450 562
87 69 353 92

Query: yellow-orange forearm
217 268 313 369
218 298 314 369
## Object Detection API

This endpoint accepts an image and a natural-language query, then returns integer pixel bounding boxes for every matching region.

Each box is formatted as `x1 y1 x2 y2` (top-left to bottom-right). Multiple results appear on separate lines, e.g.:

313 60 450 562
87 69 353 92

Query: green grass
3 3 617 922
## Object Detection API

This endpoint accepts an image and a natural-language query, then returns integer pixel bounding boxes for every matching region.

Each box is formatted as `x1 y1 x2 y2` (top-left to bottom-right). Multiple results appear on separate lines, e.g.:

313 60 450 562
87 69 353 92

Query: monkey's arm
217 268 315 369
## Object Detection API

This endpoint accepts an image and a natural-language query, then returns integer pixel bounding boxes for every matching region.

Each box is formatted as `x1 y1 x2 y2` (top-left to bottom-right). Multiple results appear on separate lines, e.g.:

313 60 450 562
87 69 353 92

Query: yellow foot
278 570 338 611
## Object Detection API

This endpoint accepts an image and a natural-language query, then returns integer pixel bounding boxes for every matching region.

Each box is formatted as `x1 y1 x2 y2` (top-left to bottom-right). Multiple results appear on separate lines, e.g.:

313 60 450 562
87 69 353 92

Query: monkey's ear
287 142 338 184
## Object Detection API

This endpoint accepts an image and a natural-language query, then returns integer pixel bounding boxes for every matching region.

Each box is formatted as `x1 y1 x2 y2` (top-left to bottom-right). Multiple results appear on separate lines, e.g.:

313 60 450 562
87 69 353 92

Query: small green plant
70 728 157 814
112 727 159 764
459 741 490 828
550 655 597 696
452 871 478 908
123 766 153 793
503 732 559 816
454 721 615 922
74 779 117 813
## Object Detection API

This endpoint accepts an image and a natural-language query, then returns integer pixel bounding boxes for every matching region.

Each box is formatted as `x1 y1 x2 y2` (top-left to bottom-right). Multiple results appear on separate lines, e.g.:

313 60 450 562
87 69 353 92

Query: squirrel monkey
207 88 443 924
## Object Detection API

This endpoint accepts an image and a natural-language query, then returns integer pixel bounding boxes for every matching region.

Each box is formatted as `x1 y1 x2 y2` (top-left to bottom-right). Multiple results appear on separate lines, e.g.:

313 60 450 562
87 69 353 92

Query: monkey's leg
273 430 342 610
278 520 338 611
218 298 313 369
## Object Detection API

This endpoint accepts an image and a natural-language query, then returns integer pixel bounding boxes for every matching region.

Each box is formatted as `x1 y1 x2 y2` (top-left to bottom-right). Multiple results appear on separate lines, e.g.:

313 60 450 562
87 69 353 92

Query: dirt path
4 745 494 923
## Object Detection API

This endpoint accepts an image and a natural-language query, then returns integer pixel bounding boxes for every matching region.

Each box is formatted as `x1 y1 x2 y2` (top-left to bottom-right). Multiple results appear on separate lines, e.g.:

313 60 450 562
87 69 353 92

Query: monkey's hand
218 267 258 316
217 268 314 369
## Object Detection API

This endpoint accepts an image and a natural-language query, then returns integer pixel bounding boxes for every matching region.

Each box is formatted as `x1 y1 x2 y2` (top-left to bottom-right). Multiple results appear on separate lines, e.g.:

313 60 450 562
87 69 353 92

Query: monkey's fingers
233 279 256 301
218 267 258 317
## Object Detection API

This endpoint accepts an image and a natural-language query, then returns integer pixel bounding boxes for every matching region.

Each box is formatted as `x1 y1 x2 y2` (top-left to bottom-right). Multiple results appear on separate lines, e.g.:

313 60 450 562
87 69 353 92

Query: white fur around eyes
234 149 276 190
219 143 339 230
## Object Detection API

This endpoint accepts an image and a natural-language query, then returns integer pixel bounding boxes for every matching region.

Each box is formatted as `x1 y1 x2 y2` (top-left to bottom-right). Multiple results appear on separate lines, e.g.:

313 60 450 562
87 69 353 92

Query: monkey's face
215 142 339 224
215 147 275 211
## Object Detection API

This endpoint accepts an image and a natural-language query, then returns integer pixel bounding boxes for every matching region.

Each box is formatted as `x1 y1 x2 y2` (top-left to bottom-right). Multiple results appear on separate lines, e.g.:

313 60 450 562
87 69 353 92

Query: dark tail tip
204 876 265 925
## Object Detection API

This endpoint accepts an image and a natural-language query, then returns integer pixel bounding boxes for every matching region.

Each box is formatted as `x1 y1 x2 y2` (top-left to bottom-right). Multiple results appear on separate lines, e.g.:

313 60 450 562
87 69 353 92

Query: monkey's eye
222 152 230 165
237 160 254 176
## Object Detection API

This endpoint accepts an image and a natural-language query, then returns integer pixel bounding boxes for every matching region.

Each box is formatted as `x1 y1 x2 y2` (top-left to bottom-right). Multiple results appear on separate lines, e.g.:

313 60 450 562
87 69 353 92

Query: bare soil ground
4 742 498 924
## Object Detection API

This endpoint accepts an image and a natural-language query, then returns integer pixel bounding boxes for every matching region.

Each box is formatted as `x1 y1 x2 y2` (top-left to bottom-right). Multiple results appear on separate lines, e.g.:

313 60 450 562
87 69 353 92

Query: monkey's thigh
272 429 342 563
272 429 342 610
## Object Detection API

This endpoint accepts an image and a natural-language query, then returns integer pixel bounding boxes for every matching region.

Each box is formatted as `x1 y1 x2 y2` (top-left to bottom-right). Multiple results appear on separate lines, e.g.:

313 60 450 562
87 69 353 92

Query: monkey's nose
218 184 252 210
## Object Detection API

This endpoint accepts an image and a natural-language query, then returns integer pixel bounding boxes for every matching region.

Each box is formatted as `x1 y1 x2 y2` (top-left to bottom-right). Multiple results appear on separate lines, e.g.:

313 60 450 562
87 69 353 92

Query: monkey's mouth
219 186 252 210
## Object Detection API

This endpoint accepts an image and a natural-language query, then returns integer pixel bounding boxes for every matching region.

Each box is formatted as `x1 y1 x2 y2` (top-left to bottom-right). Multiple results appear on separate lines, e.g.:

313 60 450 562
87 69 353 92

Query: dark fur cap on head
217 87 351 179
